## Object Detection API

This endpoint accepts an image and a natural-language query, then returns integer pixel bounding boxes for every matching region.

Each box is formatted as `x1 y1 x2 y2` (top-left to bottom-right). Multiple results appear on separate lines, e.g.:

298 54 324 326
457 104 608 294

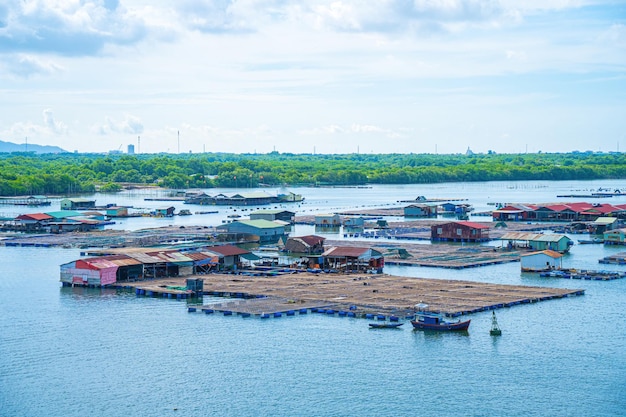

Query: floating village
4 189 626 332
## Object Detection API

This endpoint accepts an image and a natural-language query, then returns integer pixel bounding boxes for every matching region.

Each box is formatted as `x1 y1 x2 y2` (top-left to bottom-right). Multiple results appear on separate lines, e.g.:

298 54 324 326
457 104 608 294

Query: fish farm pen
112 272 584 319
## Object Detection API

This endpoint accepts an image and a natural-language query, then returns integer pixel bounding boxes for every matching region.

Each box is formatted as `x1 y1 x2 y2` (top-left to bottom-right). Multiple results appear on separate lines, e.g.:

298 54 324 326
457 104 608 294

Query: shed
603 228 626 245
431 221 490 242
315 214 341 227
106 206 129 217
321 246 384 273
60 257 119 286
60 198 96 210
154 206 175 217
49 218 104 233
14 213 53 231
249 209 295 223
217 219 286 244
204 245 252 270
520 250 564 272
491 204 535 221
592 217 618 234
500 232 573 253
343 216 365 227
404 204 437 218
284 235 326 254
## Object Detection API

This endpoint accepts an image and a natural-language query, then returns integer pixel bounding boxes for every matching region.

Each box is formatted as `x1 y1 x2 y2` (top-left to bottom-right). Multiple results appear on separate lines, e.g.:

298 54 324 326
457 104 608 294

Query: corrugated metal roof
205 245 250 256
501 232 570 243
81 258 119 270
234 219 284 229
594 217 617 225
322 246 369 257
16 213 53 221
46 210 84 219
104 255 143 266
298 235 326 246
455 221 491 229
500 232 547 240
521 250 564 259
250 209 294 215
534 234 571 243
152 251 194 263
230 192 273 199
126 252 165 264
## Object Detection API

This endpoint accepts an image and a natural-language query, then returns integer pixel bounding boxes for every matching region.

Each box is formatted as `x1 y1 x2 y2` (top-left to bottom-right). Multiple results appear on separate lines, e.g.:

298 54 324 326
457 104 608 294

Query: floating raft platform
120 273 584 318
599 252 626 265
540 269 626 281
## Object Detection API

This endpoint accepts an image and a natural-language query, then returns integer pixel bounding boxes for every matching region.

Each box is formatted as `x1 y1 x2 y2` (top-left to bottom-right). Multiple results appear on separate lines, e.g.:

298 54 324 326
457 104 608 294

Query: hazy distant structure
128 144 135 155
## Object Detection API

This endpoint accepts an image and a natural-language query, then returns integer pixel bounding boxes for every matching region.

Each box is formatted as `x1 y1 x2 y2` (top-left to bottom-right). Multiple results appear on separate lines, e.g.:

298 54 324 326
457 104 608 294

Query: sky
0 0 625 155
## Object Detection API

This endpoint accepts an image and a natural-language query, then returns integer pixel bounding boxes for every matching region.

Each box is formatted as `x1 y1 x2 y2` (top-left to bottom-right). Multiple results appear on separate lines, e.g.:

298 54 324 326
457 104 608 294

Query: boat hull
369 323 404 329
410 319 470 331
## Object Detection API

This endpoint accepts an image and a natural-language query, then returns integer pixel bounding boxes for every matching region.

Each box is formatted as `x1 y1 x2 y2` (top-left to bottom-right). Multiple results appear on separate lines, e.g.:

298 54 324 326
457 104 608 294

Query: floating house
60 198 96 210
603 228 626 245
249 209 295 224
431 221 490 242
49 218 104 233
500 232 573 253
60 257 120 286
106 206 129 218
492 202 626 222
154 206 175 217
492 204 535 221
185 190 302 206
520 250 564 272
315 214 341 227
10 210 108 233
284 235 326 255
321 246 384 273
404 204 437 218
14 213 53 231
217 219 286 244
201 245 255 270
343 216 365 228
591 217 618 234
60 245 257 287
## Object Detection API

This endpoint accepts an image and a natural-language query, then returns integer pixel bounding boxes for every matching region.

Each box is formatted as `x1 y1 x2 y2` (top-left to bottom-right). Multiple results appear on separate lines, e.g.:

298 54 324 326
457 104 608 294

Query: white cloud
1 54 62 78
1 108 68 140
0 1 625 154
0 0 157 56
94 114 144 135
43 108 67 134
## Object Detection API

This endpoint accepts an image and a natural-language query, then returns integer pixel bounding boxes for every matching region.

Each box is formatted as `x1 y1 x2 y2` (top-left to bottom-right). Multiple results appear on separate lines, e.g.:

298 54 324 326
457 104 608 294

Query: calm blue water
1 181 626 416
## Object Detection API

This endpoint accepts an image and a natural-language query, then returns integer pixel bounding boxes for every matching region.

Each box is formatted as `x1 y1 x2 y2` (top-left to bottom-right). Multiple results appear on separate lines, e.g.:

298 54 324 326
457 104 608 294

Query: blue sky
0 0 624 154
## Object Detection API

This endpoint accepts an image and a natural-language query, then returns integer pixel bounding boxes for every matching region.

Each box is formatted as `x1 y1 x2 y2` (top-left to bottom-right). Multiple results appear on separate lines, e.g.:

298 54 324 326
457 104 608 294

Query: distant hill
0 139 67 154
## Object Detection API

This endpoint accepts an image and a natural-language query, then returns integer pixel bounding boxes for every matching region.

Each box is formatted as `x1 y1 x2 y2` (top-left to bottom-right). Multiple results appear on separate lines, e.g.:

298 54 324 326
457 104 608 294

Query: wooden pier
121 272 584 318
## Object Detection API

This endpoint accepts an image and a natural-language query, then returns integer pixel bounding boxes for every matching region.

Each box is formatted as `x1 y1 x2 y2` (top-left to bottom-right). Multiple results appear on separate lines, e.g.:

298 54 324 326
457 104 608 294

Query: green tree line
1 151 625 196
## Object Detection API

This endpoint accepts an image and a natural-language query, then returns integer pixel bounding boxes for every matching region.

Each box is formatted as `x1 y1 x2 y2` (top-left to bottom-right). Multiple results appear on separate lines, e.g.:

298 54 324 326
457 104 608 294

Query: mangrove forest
1 151 626 196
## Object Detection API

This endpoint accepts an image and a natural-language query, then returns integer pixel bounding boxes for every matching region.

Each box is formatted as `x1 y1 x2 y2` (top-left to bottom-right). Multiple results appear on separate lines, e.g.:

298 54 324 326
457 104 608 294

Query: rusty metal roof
205 245 250 256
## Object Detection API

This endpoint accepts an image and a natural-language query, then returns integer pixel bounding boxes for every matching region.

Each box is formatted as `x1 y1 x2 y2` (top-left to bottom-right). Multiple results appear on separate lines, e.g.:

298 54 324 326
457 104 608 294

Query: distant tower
127 144 135 155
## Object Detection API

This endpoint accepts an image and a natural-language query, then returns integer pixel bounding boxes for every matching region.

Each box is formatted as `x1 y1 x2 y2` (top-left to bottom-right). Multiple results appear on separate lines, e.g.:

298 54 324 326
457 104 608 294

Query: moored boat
410 303 470 331
369 322 404 329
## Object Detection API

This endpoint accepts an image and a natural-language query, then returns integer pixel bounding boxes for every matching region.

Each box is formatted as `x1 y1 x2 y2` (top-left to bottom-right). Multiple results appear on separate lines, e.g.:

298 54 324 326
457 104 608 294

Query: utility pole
177 131 180 154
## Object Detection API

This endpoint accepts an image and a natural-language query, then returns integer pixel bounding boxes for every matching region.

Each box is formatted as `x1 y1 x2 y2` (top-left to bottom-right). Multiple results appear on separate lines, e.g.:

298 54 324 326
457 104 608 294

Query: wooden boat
369 322 404 329
410 303 470 332
577 238 603 244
